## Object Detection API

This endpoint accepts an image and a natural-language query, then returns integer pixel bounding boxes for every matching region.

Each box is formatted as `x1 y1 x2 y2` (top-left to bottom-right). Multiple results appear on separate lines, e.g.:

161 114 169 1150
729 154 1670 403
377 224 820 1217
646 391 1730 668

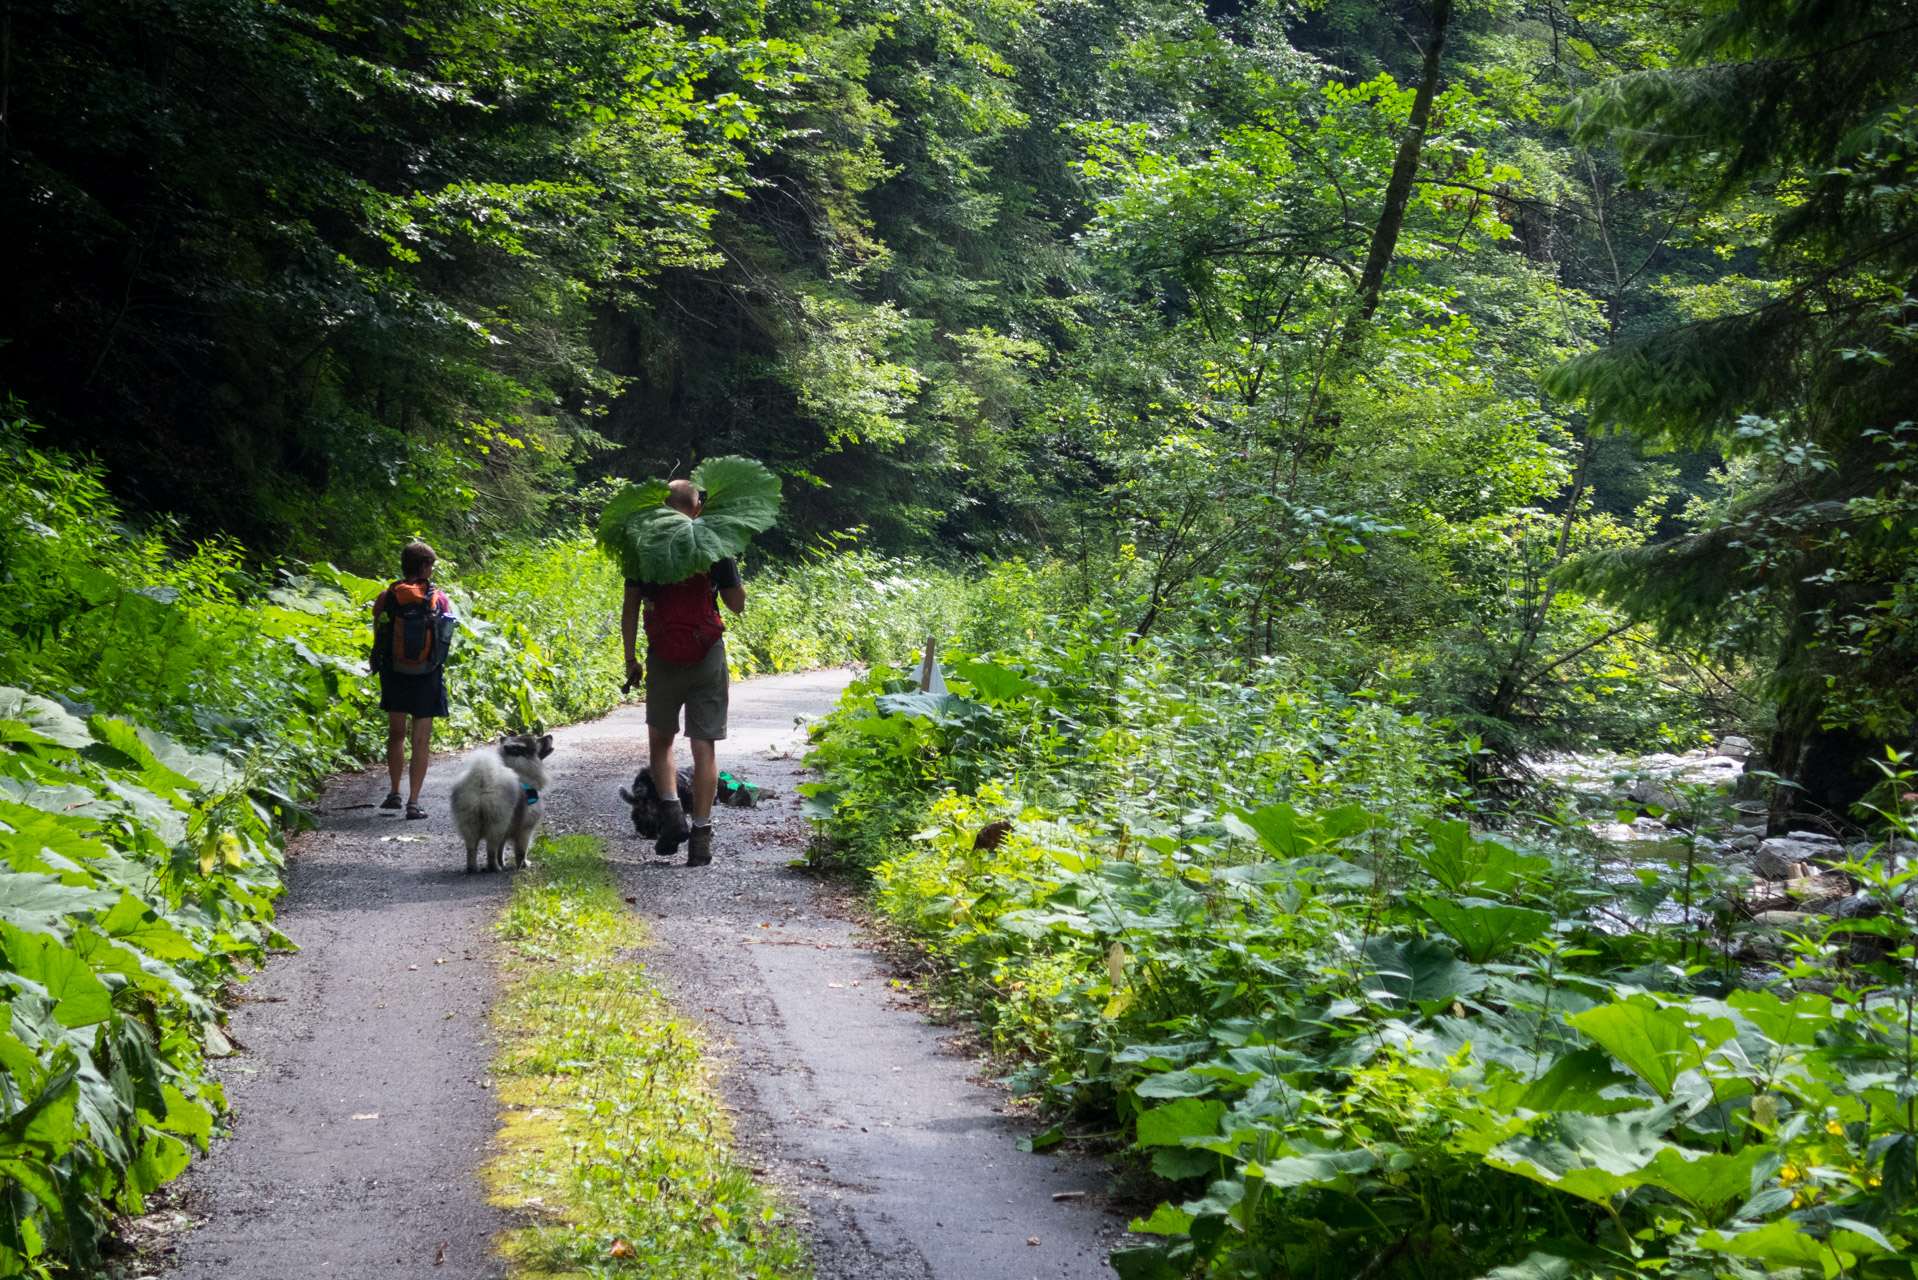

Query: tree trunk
1339 0 1456 352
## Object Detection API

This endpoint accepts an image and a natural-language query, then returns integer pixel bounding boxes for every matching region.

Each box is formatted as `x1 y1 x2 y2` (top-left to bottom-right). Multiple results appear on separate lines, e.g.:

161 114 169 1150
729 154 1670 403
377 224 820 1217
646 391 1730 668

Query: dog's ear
537 734 554 759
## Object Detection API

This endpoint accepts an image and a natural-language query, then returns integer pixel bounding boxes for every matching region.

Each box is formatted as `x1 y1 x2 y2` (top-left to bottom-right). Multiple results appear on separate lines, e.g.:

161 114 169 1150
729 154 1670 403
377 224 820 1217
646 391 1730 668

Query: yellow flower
1826 1119 1846 1137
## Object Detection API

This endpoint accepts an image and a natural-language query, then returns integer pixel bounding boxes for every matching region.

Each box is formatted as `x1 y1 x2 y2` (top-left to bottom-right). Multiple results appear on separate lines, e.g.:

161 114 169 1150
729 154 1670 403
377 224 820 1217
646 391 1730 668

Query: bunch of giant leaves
0 687 290 1277
594 456 782 584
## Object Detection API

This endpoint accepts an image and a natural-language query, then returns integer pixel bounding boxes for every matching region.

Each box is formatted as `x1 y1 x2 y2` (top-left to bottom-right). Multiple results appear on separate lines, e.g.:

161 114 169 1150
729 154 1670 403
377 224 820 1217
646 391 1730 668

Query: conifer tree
1547 0 1918 818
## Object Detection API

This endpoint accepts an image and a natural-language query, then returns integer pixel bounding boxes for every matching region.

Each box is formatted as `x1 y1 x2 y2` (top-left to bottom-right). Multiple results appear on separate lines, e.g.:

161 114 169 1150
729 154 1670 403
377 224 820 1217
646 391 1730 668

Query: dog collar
522 784 540 805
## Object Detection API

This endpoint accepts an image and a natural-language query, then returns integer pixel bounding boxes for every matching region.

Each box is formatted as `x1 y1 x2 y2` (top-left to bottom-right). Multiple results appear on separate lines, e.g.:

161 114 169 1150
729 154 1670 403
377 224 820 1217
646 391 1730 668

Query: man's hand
624 657 644 693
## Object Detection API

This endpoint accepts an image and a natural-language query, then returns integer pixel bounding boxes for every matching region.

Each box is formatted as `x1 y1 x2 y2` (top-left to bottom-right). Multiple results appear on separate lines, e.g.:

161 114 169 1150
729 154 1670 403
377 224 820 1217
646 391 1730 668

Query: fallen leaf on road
435 1243 445 1266
434 957 449 964
1027 1237 1041 1246
351 1113 379 1121
407 965 418 971
1051 1191 1086 1201
624 896 636 904
827 983 843 989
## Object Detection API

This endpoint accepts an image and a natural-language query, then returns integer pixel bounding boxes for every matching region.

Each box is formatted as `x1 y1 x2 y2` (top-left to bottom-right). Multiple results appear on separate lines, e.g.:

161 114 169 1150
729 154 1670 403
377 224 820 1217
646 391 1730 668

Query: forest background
3 0 1918 1275
5 0 1914 800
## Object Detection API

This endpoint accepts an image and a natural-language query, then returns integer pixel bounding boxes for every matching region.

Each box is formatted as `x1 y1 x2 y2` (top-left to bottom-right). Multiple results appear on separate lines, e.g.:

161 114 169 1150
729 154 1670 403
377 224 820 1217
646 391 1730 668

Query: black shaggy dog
618 765 694 842
617 766 764 853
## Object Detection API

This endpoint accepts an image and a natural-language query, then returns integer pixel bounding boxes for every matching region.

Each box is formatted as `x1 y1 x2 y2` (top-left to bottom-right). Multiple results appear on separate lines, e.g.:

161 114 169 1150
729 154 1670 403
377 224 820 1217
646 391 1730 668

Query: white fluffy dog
450 733 553 873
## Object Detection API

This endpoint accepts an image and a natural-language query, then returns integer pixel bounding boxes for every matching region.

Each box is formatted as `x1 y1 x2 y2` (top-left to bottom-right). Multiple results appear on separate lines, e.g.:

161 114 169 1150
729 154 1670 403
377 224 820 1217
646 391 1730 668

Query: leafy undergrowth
485 835 810 1279
808 631 1918 1279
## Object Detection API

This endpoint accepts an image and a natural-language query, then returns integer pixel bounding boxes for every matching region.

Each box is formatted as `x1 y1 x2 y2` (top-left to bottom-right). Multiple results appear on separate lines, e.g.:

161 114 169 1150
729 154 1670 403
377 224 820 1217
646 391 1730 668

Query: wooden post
917 636 937 692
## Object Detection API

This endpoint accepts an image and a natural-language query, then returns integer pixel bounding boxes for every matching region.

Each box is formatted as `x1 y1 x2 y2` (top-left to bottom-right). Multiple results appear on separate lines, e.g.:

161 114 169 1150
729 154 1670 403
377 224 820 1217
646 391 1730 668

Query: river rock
1627 779 1682 811
1717 735 1753 761
1832 893 1884 921
1787 872 1849 900
1755 837 1834 880
1754 910 1813 926
1724 833 1761 853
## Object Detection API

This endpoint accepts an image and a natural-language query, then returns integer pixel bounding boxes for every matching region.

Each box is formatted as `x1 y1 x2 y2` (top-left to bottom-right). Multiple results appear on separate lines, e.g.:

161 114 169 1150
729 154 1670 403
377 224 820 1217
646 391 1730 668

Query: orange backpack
385 581 455 675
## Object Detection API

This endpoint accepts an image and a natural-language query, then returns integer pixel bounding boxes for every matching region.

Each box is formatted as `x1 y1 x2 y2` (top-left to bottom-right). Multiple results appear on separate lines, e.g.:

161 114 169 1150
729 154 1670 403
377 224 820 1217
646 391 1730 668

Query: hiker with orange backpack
368 540 459 820
620 480 747 867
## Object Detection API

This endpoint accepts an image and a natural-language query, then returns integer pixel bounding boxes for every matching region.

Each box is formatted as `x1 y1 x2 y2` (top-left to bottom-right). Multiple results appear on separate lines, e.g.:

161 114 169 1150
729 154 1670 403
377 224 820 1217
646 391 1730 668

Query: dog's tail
618 786 636 805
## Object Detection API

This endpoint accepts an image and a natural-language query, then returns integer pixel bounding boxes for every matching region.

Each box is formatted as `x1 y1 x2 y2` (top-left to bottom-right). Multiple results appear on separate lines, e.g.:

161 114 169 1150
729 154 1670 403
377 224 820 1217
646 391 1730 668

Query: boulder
1717 735 1753 761
1754 839 1806 880
1626 779 1682 811
1723 833 1760 853
1833 893 1884 921
1754 910 1813 926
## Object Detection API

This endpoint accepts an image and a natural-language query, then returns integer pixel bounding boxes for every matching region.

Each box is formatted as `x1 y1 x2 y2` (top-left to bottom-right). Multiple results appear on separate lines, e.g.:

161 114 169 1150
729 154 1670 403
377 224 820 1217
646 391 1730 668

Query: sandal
405 802 428 820
379 792 403 810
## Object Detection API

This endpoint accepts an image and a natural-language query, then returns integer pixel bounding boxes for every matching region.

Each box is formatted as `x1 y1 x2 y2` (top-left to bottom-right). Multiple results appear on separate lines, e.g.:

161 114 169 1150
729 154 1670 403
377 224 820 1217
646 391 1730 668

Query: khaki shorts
645 639 729 740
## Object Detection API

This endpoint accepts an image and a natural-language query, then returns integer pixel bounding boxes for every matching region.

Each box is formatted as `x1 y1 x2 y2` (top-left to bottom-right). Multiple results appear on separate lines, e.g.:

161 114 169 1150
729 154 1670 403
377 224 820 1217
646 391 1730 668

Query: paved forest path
171 669 1120 1280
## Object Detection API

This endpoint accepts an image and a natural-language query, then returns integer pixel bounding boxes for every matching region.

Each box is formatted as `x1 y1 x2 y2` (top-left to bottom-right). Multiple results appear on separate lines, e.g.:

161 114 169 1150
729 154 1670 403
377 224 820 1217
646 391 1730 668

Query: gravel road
170 667 1120 1280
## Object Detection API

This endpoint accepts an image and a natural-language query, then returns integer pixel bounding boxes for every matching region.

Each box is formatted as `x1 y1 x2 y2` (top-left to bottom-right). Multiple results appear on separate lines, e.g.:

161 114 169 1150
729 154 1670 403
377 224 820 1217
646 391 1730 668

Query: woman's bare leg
408 716 433 803
386 712 408 794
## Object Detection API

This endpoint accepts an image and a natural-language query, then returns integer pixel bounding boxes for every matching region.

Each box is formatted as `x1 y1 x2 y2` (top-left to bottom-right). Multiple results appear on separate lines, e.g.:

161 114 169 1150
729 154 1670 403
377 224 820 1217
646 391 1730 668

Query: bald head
664 479 700 516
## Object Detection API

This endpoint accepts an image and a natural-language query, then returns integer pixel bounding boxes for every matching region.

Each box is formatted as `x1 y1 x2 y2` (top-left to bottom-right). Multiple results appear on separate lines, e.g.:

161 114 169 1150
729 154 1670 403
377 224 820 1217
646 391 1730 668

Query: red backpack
644 573 724 664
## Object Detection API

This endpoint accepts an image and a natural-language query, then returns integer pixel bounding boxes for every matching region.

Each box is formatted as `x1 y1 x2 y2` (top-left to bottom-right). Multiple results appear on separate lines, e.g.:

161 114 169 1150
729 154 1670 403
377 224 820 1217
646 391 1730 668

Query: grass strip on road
485 833 810 1278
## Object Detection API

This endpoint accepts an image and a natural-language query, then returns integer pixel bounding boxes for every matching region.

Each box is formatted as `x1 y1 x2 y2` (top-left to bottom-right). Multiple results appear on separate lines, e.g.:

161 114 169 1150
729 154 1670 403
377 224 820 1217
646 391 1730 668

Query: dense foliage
6 0 1918 1272
803 619 1918 1279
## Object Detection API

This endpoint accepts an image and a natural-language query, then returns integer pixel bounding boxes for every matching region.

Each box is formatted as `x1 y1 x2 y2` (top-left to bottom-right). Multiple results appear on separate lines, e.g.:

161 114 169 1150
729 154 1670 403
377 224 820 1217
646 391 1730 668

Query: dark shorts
379 669 449 718
645 640 728 740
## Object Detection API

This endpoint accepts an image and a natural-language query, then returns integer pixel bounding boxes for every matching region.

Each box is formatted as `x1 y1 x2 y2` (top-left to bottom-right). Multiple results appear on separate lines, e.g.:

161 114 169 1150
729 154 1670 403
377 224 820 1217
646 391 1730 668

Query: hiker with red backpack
621 480 747 867
369 541 459 820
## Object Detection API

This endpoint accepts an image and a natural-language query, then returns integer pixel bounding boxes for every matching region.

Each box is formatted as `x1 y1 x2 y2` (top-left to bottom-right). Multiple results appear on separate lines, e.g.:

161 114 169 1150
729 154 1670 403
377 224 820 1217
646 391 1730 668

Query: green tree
1550 0 1918 816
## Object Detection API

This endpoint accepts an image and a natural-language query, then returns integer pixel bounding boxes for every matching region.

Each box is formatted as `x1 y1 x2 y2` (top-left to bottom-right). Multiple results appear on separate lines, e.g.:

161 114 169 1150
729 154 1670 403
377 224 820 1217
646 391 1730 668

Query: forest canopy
4 0 1914 806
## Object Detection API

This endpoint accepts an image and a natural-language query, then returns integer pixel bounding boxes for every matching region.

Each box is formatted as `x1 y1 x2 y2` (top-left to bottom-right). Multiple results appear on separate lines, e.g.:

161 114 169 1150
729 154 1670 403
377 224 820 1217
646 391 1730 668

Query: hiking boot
655 799 690 858
685 825 713 867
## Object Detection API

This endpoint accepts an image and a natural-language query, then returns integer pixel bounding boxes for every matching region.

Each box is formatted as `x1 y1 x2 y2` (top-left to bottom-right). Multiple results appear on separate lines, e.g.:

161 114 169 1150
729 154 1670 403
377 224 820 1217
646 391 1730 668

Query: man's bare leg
685 738 719 866
688 739 718 819
649 724 680 801
649 723 690 855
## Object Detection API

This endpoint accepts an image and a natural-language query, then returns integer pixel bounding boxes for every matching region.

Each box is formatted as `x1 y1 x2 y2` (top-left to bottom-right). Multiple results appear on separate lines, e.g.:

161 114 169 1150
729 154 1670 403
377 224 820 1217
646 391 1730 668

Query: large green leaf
1485 1103 1681 1204
1727 988 1835 1048
1255 1144 1376 1188
594 457 782 582
1137 1097 1226 1148
1417 821 1549 897
1361 936 1486 1009
0 871 121 936
1636 1146 1768 1222
1223 802 1381 858
0 689 93 750
1 922 115 1026
1696 1220 1841 1270
1414 897 1553 963
1477 1048 1648 1117
1570 997 1737 1099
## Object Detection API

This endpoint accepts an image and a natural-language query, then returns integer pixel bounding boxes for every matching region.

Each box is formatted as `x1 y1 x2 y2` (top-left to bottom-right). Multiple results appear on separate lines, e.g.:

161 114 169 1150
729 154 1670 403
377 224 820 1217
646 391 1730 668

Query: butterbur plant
804 613 1918 1279
594 456 782 583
